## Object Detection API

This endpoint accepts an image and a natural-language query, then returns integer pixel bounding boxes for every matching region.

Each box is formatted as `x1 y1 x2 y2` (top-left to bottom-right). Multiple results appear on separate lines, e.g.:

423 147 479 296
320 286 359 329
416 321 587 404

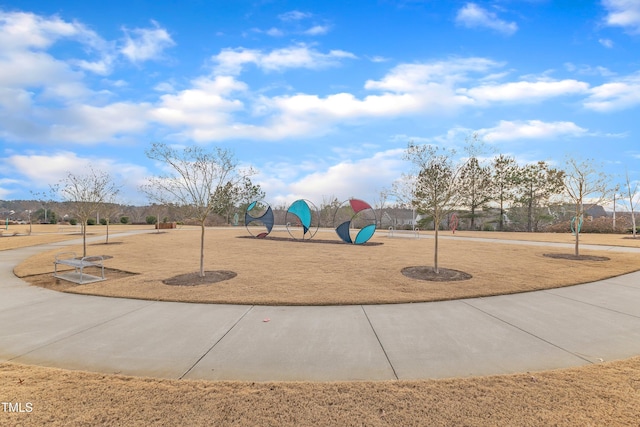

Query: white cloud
365 58 500 92
266 27 284 37
455 3 518 35
602 0 640 34
304 25 330 35
462 79 589 103
154 56 601 143
0 11 115 77
120 20 175 63
213 44 356 75
599 38 614 48
564 63 615 77
258 149 405 206
48 102 151 144
0 11 103 51
584 73 640 111
278 11 312 21
4 151 149 202
369 55 390 63
151 76 249 140
475 120 589 142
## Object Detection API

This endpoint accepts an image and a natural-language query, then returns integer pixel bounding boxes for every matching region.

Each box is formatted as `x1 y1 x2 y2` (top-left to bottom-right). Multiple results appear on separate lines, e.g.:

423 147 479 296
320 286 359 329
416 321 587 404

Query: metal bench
53 252 106 284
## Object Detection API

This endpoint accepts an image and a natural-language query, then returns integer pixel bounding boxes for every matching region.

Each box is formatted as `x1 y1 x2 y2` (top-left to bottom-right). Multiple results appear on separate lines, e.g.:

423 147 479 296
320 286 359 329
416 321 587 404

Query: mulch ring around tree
162 270 237 286
401 266 472 282
543 253 610 261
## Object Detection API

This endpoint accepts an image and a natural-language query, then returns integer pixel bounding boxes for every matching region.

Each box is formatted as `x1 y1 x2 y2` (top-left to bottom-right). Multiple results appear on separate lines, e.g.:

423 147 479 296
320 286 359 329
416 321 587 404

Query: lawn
13 227 640 305
3 227 640 425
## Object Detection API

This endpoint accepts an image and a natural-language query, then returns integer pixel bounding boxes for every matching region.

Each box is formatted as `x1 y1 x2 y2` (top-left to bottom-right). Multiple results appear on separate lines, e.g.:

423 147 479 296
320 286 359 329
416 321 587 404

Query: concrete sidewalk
1 233 640 381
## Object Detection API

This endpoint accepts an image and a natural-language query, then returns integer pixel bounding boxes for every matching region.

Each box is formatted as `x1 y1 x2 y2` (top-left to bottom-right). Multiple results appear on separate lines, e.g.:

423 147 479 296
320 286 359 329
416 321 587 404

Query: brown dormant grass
5 228 640 425
14 228 640 305
0 224 154 251
445 229 640 247
2 357 640 426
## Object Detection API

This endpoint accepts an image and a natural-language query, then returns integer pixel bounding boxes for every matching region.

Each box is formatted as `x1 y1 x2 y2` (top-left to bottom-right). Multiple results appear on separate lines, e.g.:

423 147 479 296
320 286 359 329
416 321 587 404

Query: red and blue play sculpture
245 197 376 244
334 199 377 245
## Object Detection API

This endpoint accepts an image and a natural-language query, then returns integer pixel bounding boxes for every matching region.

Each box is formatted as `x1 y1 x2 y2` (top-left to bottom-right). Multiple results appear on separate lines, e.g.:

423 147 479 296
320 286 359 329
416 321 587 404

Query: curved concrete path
1 232 640 381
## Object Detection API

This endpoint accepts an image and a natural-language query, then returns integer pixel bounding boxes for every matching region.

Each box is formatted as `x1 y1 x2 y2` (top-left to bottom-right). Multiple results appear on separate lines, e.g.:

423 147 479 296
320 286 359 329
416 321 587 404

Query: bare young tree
101 199 121 244
562 157 610 256
142 143 253 278
624 170 639 238
55 167 120 257
405 142 463 274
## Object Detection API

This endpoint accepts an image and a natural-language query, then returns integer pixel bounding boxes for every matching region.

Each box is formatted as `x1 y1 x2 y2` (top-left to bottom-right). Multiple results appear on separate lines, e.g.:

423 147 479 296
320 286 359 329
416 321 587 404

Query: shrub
482 223 495 231
69 218 77 226
100 218 108 225
87 218 96 226
120 216 129 224
146 215 157 225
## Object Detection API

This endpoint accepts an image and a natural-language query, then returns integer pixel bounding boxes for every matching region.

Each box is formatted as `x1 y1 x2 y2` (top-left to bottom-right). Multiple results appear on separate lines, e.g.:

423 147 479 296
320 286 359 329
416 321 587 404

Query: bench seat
53 252 105 284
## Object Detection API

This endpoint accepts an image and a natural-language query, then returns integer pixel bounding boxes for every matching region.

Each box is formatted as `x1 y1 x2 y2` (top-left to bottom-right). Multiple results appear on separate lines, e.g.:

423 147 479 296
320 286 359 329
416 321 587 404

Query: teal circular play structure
285 199 319 240
570 215 583 235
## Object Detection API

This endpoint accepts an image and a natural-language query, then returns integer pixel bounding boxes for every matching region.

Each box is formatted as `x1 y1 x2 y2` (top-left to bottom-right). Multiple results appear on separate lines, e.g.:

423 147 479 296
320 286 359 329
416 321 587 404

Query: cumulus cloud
150 76 249 140
599 38 614 48
257 149 405 206
120 20 175 63
3 151 149 201
365 58 499 92
0 10 103 51
461 79 589 103
48 102 151 144
475 120 588 142
455 3 518 35
213 44 356 75
602 0 640 34
304 25 330 35
584 73 640 111
278 11 312 21
0 11 163 145
152 56 602 143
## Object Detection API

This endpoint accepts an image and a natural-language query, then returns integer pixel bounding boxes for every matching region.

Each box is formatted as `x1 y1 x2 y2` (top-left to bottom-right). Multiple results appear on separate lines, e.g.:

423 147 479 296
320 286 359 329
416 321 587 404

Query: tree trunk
199 221 206 277
434 222 439 274
106 219 110 244
82 221 87 257
470 206 475 230
574 205 580 257
632 211 637 239
574 224 580 256
499 193 504 231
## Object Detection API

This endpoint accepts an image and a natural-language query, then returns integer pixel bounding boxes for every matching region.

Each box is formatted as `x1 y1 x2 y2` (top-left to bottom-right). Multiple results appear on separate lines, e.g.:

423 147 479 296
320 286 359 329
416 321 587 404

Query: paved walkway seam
179 305 255 380
461 299 594 365
542 289 640 320
8 300 158 362
360 305 399 380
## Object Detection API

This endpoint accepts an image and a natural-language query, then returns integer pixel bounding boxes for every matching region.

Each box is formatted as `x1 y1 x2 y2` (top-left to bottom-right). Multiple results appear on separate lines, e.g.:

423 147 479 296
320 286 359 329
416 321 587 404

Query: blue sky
1 0 639 207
